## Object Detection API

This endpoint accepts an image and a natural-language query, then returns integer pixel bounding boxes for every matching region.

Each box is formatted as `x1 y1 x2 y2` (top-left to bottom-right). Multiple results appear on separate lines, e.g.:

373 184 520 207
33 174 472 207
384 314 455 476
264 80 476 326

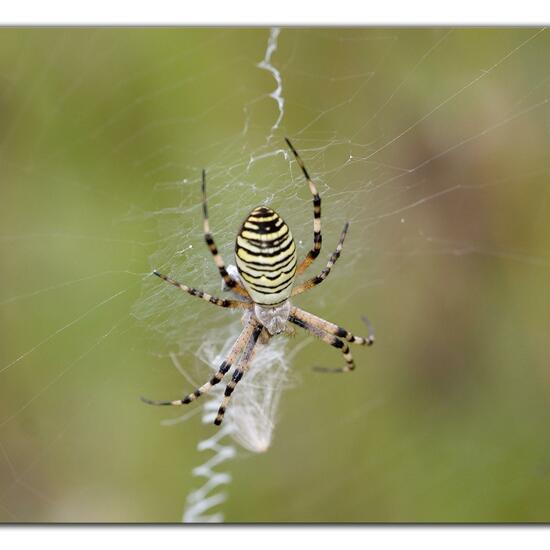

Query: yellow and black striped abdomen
235 206 297 306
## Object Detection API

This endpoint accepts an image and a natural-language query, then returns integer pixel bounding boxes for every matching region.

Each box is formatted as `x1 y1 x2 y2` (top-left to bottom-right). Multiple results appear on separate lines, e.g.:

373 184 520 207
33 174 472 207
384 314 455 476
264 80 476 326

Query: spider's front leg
141 317 258 408
289 314 356 373
214 324 263 425
292 307 374 346
288 307 375 373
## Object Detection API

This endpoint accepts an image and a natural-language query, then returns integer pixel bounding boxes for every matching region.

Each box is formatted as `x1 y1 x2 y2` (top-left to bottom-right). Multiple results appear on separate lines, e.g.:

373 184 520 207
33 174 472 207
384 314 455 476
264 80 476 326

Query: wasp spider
142 138 374 425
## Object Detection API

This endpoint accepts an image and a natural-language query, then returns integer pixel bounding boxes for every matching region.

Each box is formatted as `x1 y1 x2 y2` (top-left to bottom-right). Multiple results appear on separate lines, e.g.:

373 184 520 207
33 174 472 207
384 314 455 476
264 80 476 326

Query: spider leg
201 169 249 297
214 324 263 425
292 222 348 297
153 270 249 308
141 320 259 407
288 314 355 373
291 306 375 346
285 138 322 275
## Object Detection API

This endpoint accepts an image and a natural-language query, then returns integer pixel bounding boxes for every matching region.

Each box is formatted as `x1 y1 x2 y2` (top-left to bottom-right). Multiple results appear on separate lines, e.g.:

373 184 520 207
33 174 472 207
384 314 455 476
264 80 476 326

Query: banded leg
285 138 322 275
153 270 249 308
292 222 349 297
289 314 355 373
290 306 375 346
141 320 259 407
201 170 248 297
214 324 263 425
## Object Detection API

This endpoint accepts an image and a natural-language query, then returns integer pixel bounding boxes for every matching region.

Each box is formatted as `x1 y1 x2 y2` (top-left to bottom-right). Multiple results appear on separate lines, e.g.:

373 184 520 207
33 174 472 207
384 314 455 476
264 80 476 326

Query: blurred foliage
1 28 550 522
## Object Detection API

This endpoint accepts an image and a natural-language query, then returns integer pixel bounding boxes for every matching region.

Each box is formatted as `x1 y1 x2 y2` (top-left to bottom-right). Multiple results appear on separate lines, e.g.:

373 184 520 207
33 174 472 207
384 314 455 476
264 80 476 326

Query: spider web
1 27 550 522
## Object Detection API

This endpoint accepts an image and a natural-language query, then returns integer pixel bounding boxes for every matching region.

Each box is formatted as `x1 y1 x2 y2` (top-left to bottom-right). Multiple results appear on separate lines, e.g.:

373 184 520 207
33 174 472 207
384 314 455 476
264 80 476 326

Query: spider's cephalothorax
235 206 297 307
143 138 375 426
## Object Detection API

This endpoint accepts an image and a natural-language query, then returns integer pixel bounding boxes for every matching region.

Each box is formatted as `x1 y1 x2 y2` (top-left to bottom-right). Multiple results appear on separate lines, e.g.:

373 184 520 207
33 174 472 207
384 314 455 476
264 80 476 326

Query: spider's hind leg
285 138 322 275
152 270 247 309
291 221 349 297
221 264 242 293
201 170 249 298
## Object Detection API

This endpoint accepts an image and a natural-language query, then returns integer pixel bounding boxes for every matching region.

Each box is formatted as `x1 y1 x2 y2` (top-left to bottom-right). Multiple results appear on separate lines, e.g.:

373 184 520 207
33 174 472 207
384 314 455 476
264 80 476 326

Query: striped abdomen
235 206 297 306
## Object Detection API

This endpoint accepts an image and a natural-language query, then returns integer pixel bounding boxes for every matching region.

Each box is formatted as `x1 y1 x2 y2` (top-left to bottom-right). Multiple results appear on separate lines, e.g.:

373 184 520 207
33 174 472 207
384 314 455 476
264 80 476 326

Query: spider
142 138 374 426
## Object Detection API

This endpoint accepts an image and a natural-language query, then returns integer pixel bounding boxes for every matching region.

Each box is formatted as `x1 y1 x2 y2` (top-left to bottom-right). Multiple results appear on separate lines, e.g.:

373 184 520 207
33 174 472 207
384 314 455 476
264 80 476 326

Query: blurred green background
1 28 550 522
